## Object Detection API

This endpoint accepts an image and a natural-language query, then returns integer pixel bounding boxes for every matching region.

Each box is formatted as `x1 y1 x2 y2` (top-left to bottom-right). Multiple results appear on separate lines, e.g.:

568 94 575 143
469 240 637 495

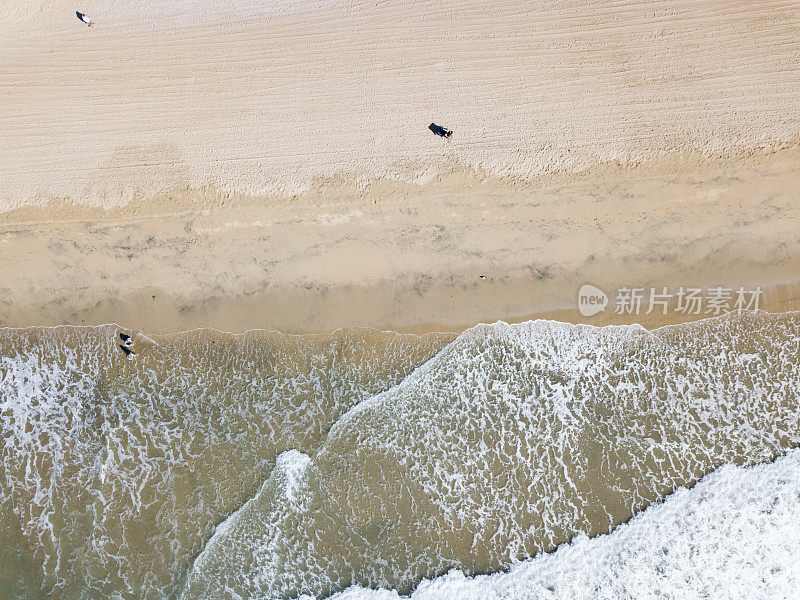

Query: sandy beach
2 0 800 332
2 146 800 332
4 4 800 597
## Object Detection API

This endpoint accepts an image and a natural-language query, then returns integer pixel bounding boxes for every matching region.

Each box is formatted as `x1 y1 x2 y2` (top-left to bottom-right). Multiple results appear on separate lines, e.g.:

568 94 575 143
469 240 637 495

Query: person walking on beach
76 11 94 27
429 123 453 139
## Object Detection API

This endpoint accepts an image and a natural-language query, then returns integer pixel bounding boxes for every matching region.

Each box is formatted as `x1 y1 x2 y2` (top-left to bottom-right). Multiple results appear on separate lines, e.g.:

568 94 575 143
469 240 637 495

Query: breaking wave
182 311 800 599
1 311 799 600
326 447 800 599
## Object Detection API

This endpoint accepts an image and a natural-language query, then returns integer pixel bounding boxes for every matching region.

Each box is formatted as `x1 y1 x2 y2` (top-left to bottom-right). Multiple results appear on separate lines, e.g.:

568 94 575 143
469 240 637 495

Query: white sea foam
0 346 101 588
0 326 445 599
2 314 799 600
323 447 800 600
182 311 800 600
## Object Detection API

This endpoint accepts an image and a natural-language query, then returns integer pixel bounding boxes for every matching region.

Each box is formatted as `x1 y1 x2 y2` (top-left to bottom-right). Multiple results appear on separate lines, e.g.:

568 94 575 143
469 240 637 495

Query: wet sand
2 146 800 333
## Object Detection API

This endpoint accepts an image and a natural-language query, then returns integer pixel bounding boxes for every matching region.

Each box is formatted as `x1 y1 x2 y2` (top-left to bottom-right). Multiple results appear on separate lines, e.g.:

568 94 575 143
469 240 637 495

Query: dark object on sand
119 344 137 358
119 332 132 346
76 11 94 26
429 123 453 139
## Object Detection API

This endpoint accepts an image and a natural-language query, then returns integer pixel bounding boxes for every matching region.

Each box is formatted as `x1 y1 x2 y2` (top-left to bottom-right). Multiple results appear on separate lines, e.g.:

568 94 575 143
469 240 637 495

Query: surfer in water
118 344 137 359
76 11 94 27
117 331 137 358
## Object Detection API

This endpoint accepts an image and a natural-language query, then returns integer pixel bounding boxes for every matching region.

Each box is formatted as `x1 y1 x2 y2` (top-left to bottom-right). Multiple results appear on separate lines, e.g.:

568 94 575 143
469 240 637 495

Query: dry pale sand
1 0 799 332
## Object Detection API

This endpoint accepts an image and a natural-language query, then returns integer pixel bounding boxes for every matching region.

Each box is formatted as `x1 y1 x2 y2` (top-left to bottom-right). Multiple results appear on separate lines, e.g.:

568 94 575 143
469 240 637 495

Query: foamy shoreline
322 447 800 600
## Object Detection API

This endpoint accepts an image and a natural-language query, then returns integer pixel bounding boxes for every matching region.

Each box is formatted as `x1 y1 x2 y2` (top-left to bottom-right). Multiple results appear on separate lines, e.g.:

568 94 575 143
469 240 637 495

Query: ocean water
1 311 799 599
327 446 800 600
0 326 451 599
